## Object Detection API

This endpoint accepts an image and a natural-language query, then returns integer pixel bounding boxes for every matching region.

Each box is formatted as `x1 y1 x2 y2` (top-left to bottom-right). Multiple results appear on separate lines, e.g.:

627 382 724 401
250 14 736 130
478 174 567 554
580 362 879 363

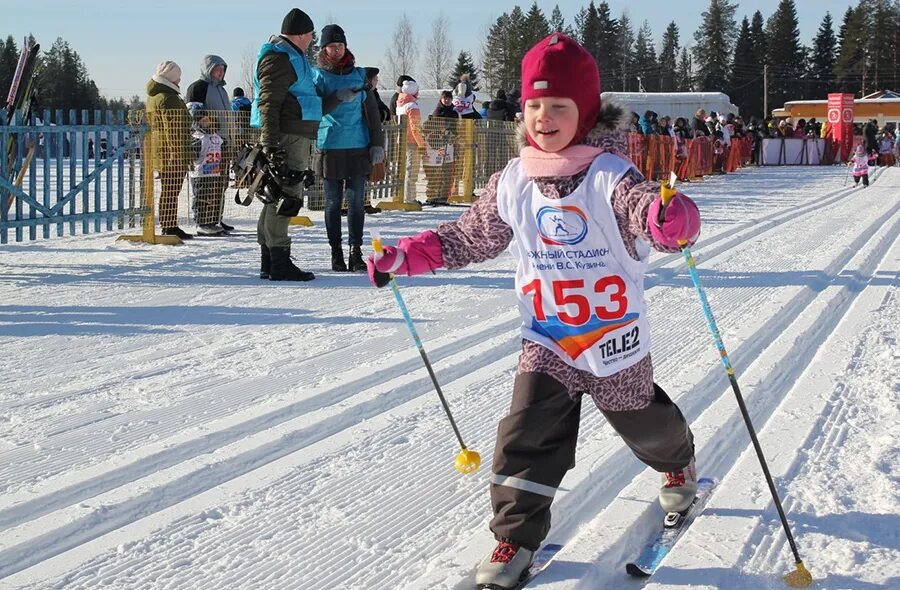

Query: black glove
366 256 392 288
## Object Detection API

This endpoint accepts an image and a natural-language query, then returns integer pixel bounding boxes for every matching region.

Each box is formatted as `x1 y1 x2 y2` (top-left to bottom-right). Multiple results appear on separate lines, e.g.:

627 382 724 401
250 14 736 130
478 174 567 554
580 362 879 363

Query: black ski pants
489 371 694 550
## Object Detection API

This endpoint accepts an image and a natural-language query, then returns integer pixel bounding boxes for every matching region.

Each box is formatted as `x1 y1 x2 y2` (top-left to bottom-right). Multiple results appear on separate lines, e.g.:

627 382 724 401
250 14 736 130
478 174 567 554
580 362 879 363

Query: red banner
827 93 855 162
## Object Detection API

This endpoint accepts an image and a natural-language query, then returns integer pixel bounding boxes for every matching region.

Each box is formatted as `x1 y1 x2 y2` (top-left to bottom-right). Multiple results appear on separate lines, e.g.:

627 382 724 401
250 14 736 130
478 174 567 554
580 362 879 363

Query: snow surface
0 165 897 590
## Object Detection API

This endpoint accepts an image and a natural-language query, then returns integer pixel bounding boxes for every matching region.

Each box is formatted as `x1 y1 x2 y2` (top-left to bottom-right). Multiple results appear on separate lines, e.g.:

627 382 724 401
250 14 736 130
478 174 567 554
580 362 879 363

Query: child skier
849 144 870 188
367 34 701 590
187 103 226 235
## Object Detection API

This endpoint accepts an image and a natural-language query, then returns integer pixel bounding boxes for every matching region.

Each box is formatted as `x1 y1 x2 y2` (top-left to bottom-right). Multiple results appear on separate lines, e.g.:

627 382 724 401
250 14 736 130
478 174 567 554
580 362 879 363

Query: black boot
347 245 366 272
259 245 271 280
269 247 315 282
331 243 348 272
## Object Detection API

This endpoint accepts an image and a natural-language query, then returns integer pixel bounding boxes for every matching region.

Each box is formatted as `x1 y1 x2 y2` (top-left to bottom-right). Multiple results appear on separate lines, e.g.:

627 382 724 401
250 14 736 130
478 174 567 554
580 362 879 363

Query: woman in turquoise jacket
312 24 385 272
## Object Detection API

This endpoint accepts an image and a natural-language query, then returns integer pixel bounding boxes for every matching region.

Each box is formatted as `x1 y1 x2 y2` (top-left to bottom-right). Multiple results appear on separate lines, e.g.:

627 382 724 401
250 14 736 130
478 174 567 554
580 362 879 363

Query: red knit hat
520 33 601 149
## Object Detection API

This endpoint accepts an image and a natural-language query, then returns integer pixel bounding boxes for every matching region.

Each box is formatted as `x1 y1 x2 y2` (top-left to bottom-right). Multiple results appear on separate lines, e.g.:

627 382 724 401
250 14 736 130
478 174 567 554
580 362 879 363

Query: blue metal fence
0 109 148 243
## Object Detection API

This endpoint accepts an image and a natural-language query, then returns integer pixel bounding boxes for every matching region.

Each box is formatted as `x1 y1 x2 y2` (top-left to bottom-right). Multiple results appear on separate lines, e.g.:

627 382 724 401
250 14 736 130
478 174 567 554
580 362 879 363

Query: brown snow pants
489 372 694 550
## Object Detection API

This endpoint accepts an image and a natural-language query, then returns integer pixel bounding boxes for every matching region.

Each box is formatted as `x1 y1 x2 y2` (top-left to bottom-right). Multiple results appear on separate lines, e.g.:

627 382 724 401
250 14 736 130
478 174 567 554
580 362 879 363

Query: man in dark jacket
863 119 879 157
250 8 322 281
364 67 392 123
487 89 515 121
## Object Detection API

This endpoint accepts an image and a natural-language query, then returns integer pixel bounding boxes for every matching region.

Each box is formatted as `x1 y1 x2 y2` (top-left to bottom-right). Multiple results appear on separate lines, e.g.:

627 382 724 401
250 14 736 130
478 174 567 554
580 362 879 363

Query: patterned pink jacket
434 102 695 412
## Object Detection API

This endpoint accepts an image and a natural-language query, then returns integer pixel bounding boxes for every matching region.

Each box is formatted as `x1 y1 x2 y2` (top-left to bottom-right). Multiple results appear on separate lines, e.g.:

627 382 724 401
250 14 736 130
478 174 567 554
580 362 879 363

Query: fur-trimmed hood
515 98 631 155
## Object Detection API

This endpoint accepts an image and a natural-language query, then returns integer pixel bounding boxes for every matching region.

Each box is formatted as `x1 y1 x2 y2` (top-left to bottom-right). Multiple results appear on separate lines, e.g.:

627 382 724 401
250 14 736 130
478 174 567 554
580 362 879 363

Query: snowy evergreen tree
617 12 635 91
857 0 900 93
765 0 806 108
522 3 551 49
632 21 658 92
37 37 101 117
658 22 680 92
549 5 575 37
595 2 621 91
0 35 20 101
677 47 694 91
835 6 865 94
481 13 514 93
808 12 838 99
447 51 480 91
692 0 738 91
576 2 602 66
729 17 759 117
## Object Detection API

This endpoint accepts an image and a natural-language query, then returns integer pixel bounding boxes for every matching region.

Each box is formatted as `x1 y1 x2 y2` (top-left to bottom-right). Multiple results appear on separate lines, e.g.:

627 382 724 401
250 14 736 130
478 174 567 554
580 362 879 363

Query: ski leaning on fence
626 477 719 578
4 41 40 126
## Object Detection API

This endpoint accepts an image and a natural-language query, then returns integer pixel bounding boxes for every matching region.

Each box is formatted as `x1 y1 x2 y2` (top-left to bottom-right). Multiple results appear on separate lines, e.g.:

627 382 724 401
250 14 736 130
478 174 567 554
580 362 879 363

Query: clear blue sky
9 0 855 99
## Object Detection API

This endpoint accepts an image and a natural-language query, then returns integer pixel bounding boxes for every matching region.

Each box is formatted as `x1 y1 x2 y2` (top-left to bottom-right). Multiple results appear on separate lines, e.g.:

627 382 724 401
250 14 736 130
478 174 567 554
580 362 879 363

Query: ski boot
659 457 698 514
475 539 534 589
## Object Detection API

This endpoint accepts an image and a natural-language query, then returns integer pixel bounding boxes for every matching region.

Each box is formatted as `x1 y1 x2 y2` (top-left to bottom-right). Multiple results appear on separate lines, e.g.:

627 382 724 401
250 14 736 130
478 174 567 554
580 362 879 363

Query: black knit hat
320 24 346 47
282 8 314 35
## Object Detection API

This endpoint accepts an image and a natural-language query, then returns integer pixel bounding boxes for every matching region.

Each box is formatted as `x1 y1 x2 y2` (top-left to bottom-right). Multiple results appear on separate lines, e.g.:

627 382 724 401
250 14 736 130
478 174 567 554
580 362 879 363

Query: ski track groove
579 175 899 588
738 282 896 582
1 167 895 589
0 304 520 496
0 171 864 584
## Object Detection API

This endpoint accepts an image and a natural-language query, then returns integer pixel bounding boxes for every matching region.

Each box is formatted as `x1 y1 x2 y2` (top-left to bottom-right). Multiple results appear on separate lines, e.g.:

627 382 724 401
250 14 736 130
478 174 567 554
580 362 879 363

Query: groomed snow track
0 165 897 590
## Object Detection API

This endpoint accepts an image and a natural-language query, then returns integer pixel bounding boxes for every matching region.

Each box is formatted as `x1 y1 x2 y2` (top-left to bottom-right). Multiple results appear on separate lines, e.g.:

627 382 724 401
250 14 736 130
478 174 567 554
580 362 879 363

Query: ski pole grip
657 182 678 227
660 182 677 206
656 172 678 227
370 229 384 255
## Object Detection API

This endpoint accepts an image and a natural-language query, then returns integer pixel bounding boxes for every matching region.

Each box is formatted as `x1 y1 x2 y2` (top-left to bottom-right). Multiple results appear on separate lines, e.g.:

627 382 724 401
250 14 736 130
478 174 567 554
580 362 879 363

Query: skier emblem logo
536 205 588 246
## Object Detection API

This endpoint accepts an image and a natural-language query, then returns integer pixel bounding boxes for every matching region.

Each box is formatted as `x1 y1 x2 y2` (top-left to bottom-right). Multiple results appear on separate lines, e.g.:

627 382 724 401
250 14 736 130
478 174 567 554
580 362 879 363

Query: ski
625 477 718 578
4 40 41 213
477 543 564 590
4 45 31 120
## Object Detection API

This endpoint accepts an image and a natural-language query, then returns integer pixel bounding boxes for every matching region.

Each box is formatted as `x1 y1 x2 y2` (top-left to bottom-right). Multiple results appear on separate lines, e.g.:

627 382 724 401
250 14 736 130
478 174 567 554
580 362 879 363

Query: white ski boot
475 539 534 589
659 457 698 513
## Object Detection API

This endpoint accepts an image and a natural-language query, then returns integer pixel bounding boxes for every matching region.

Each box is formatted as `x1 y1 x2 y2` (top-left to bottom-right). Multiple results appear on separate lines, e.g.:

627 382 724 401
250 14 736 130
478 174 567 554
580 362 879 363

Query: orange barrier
628 134 647 179
724 141 742 173
625 133 757 183
646 135 676 181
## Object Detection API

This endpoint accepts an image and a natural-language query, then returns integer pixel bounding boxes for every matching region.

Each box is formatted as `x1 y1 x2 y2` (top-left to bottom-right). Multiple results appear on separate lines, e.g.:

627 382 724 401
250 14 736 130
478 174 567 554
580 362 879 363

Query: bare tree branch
424 13 452 89
384 14 417 87
240 44 256 99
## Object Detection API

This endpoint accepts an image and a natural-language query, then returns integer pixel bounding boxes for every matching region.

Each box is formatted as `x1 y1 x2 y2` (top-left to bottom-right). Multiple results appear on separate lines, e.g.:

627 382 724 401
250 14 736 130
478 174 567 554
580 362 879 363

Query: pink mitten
647 193 701 248
367 230 444 287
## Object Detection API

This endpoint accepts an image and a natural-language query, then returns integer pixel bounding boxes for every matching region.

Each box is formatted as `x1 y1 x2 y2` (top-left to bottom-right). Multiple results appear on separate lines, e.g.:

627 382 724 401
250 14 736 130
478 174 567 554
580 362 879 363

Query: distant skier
849 144 870 187
367 33 702 590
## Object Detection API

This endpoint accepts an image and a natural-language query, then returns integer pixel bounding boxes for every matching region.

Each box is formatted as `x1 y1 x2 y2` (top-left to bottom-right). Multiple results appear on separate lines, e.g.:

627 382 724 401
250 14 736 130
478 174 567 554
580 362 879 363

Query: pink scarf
519 145 604 178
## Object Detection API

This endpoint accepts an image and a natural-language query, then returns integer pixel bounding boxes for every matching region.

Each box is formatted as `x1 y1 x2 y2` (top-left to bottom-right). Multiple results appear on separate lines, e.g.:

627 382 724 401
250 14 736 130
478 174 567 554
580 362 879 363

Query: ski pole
370 230 481 475
659 175 812 588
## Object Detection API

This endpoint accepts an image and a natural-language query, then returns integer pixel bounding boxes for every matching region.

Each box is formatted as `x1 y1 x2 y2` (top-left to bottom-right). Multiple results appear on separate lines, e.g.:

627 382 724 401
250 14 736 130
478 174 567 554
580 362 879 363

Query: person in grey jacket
186 55 234 234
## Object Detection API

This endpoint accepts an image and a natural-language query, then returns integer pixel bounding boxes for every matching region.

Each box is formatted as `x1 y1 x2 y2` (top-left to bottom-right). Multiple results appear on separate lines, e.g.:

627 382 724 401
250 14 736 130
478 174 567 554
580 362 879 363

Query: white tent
601 92 739 120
